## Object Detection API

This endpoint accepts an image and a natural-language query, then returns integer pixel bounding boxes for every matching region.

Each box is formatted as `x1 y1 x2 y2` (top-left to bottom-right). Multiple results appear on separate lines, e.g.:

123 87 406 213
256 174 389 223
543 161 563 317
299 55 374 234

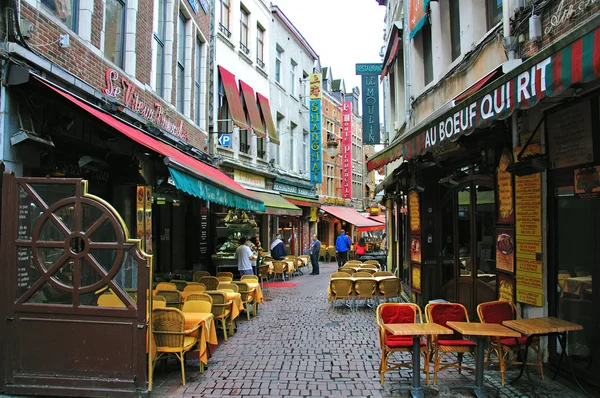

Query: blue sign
218 133 231 147
361 74 381 144
355 63 383 75
309 100 322 184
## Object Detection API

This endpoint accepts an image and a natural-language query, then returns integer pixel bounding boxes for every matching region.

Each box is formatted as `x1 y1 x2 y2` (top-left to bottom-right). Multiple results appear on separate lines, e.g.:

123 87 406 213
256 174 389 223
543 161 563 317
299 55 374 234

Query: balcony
219 23 231 38
256 58 265 69
257 149 266 159
240 42 250 55
239 142 251 154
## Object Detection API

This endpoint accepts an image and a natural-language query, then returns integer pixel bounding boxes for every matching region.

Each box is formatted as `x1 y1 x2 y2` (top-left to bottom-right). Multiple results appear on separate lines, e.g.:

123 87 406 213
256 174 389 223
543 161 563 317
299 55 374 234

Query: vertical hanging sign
356 63 382 145
309 73 322 184
144 186 153 254
136 186 145 251
342 101 353 199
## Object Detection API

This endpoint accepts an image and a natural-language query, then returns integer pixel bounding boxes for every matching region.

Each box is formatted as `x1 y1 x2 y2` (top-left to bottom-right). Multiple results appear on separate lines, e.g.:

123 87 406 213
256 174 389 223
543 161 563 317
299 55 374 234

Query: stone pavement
151 262 596 398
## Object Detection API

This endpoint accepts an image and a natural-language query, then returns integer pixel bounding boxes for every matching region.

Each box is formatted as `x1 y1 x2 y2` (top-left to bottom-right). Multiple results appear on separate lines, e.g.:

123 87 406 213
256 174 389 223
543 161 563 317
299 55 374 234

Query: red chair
477 300 543 385
425 302 476 385
376 303 430 386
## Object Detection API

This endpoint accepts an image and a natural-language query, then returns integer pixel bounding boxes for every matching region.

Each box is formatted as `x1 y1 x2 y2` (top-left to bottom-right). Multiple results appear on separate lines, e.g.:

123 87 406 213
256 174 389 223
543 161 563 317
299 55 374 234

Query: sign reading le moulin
356 63 381 145
102 68 187 141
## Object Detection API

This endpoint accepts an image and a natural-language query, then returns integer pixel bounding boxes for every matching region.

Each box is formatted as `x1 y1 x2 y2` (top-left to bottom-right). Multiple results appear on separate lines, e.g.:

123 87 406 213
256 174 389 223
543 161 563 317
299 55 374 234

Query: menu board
574 165 600 199
497 273 515 302
496 149 514 223
199 207 209 256
144 187 153 254
547 100 593 169
136 186 145 250
514 145 543 306
17 190 33 294
408 190 421 234
411 263 421 293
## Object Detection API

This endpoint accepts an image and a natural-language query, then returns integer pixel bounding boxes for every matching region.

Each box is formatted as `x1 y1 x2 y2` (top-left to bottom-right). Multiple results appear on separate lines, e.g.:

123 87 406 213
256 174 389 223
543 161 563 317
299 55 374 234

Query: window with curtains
256 25 265 68
422 22 433 85
217 80 231 133
239 130 250 154
486 0 502 30
289 121 297 169
219 0 231 38
275 47 282 84
449 0 461 61
301 72 309 107
240 6 249 54
176 12 187 113
41 0 77 31
257 137 265 159
103 0 125 67
153 0 166 97
290 61 297 97
302 130 308 173
194 37 205 127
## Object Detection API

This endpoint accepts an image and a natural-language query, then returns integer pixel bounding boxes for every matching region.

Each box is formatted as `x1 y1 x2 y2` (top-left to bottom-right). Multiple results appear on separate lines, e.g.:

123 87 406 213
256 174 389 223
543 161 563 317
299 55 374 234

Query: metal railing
256 58 265 68
240 42 250 55
257 149 266 158
239 143 251 154
219 23 231 38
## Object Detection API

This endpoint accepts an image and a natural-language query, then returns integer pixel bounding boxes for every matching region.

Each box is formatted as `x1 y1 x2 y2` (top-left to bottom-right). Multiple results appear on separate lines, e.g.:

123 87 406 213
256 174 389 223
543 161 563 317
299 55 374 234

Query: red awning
282 194 320 208
257 93 279 145
218 66 250 130
321 206 385 232
239 80 265 138
35 76 264 209
380 22 402 80
369 215 386 225
454 68 500 103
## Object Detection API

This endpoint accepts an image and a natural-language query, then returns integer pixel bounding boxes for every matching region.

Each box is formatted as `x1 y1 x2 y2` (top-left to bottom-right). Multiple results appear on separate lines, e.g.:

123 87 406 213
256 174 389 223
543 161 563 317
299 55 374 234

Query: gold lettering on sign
408 190 421 234
496 149 514 223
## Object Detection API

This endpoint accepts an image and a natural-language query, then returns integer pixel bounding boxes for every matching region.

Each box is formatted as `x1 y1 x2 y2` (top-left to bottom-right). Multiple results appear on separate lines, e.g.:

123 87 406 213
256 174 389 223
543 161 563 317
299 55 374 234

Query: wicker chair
170 279 188 291
425 302 476 385
97 293 126 308
327 246 337 263
217 275 233 283
155 290 182 309
378 279 401 302
234 281 256 319
183 284 206 294
373 271 394 277
376 303 429 386
363 260 380 267
331 272 352 278
272 261 287 281
182 299 212 314
155 282 177 291
241 275 259 282
184 292 213 304
354 278 377 308
192 271 210 282
359 268 377 275
319 246 328 262
338 268 355 275
199 276 220 291
298 255 310 273
344 260 362 266
216 272 234 279
152 307 201 385
257 265 271 300
329 278 355 310
477 300 544 385
205 291 233 341
353 271 374 278
218 283 239 292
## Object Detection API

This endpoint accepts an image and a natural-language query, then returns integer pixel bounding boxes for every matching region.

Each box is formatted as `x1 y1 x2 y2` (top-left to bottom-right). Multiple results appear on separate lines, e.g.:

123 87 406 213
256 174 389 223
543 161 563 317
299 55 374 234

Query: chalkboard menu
199 207 209 258
17 189 34 295
547 100 593 169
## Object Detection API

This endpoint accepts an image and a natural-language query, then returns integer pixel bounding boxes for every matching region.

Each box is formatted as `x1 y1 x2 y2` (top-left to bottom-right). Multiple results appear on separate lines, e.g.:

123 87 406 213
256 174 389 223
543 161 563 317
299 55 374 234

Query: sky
272 0 387 91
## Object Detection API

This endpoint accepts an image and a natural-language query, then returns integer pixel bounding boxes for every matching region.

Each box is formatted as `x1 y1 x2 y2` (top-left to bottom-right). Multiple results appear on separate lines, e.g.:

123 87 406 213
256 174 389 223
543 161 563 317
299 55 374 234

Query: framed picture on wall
497 273 516 302
411 263 421 293
495 228 515 274
410 236 421 264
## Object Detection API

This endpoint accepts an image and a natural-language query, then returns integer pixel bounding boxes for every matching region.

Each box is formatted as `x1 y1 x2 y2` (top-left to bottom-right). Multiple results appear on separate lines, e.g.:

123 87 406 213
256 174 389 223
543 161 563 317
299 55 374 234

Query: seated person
270 234 287 260
355 237 367 256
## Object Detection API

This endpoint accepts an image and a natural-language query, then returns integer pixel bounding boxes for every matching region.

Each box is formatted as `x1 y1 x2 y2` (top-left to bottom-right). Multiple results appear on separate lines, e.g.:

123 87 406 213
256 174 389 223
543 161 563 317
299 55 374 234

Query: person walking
235 237 256 276
270 233 287 260
335 229 352 268
309 234 321 275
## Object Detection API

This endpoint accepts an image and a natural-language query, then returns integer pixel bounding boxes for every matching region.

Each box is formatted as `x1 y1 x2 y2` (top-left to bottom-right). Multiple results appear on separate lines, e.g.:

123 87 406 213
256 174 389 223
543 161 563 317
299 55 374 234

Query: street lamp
325 139 339 159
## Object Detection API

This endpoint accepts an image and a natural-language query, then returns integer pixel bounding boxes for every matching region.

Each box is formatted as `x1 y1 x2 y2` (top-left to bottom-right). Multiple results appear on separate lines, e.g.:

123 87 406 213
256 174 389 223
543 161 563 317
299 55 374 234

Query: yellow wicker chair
155 282 177 291
353 271 374 278
338 268 355 275
218 283 239 292
205 291 233 341
359 268 377 275
183 283 206 294
378 279 401 302
170 279 188 290
234 281 256 319
184 292 212 304
152 307 201 385
376 303 430 385
155 290 182 309
192 271 210 282
217 275 233 282
216 272 234 279
97 293 126 308
331 272 351 278
425 302 476 385
344 260 362 266
182 299 212 314
241 275 259 282
363 260 380 267
354 278 377 308
329 278 355 310
327 246 337 263
272 261 287 281
199 276 220 291
319 246 328 262
373 271 394 277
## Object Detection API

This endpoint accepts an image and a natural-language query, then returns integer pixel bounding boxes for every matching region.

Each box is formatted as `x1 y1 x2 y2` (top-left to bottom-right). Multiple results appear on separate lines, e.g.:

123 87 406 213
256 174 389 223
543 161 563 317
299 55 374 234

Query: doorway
440 178 497 317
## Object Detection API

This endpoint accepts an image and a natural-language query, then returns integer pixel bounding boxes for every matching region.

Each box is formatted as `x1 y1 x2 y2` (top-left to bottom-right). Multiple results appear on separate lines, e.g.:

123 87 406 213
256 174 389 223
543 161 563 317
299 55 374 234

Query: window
240 7 249 54
256 25 265 68
195 37 205 126
301 72 309 107
176 12 187 113
449 0 461 61
153 0 166 97
103 0 125 67
257 137 265 158
218 81 231 133
290 61 297 97
289 122 297 169
41 0 77 30
302 130 308 173
486 0 502 30
275 47 282 84
422 23 433 85
239 130 250 153
219 0 231 38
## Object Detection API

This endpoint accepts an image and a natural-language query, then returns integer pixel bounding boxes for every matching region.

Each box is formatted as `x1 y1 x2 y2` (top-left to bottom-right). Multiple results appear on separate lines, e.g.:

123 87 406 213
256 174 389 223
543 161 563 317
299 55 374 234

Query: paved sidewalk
151 262 595 397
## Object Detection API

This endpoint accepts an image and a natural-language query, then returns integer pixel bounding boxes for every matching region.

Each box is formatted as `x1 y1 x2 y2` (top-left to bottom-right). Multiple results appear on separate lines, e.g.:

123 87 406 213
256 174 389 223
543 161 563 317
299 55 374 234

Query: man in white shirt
235 237 256 276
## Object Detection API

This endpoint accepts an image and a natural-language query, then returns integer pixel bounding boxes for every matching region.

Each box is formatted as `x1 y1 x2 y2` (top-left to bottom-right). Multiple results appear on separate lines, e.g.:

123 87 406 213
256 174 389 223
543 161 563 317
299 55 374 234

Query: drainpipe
503 0 519 147
403 0 411 128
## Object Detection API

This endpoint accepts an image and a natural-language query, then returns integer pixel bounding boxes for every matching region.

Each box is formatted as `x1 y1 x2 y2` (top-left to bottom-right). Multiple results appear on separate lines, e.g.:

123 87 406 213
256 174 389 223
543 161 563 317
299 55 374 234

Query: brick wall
18 0 210 151
521 0 600 58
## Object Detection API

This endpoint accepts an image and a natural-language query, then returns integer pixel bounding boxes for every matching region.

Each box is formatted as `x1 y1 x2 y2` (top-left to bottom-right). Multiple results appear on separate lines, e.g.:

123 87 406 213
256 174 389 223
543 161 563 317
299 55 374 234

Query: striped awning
368 19 600 171
218 66 250 130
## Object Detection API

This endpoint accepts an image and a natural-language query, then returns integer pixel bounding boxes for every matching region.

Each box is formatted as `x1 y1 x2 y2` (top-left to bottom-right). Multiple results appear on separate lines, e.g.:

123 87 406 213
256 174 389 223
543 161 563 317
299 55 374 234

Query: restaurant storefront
370 13 600 385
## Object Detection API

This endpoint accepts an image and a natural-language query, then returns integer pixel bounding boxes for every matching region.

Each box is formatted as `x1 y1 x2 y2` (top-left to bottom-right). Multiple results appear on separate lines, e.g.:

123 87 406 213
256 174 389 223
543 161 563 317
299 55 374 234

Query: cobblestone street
151 262 595 398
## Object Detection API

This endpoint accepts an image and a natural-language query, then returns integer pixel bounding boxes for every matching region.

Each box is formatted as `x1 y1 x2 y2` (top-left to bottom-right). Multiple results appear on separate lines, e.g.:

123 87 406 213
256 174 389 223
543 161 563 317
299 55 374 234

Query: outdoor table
446 321 521 398
244 281 264 304
563 276 592 296
502 317 584 395
383 323 453 398
183 312 218 366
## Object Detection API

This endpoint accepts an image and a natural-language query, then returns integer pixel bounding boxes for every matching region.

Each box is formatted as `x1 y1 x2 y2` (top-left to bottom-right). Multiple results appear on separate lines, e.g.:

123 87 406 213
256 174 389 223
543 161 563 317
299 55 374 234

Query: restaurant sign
234 169 265 188
341 102 353 199
273 182 314 198
309 73 322 184
102 68 187 141
358 72 381 145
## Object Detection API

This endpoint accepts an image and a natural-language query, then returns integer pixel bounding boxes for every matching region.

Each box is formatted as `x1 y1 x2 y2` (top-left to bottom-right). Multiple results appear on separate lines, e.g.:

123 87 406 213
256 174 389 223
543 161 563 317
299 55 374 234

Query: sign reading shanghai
356 63 381 145
309 73 322 184
341 102 353 199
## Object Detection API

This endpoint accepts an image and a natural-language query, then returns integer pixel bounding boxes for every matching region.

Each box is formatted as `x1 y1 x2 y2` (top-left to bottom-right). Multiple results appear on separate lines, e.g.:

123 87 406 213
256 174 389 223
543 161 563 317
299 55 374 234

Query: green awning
168 166 265 212
251 191 303 216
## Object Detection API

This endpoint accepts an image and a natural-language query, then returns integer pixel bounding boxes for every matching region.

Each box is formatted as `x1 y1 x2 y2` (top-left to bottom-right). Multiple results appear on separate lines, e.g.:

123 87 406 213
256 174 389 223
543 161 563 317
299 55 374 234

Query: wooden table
383 323 453 398
503 317 584 392
447 321 521 398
